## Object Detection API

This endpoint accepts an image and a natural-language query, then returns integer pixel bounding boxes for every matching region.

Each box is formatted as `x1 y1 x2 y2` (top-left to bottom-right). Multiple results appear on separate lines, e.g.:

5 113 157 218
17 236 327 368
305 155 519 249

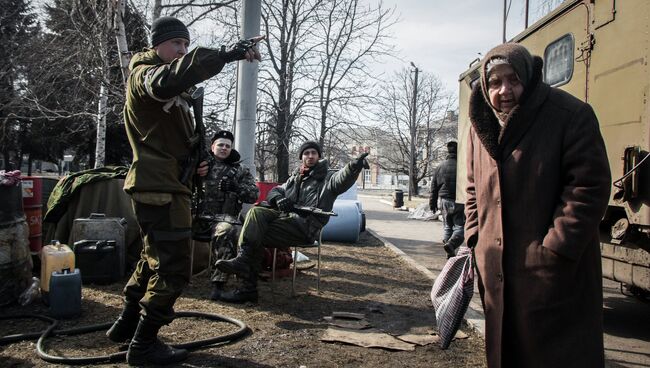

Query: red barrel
256 182 279 204
21 176 43 254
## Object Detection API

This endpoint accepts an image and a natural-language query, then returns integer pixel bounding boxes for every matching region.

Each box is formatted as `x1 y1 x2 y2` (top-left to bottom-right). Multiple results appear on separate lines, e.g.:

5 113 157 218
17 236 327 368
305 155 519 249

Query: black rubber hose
1 311 249 365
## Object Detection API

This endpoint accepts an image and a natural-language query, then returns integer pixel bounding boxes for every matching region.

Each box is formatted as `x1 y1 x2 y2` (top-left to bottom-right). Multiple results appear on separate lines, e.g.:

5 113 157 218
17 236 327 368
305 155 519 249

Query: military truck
456 0 650 296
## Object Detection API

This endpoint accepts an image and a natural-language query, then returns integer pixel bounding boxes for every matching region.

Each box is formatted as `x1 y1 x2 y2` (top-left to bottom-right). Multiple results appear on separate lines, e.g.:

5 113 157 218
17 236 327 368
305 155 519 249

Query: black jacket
266 159 362 240
430 153 457 201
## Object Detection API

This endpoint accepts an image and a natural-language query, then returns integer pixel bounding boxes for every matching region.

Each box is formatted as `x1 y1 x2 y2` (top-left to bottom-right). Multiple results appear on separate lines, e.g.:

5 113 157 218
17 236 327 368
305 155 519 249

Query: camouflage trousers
123 193 192 326
209 221 241 283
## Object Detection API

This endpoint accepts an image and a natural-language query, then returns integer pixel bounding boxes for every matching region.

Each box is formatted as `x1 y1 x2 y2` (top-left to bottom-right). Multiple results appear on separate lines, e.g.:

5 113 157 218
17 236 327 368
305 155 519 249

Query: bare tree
254 112 277 182
258 0 322 182
310 0 395 147
7 0 149 171
375 68 455 196
151 0 238 25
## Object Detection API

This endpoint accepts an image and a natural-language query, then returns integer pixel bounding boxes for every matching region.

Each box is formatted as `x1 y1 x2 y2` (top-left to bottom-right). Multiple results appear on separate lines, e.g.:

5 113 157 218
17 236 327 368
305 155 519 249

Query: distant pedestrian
430 141 465 258
465 43 610 367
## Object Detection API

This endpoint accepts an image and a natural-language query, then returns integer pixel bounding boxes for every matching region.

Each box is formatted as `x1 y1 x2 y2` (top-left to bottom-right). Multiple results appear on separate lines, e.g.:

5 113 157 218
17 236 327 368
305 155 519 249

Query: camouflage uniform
122 47 227 326
203 151 258 283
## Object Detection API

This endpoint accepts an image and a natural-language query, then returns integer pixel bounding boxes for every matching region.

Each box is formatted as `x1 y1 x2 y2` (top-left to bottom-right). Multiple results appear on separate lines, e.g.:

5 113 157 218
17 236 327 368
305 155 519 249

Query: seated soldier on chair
203 130 259 301
215 141 368 303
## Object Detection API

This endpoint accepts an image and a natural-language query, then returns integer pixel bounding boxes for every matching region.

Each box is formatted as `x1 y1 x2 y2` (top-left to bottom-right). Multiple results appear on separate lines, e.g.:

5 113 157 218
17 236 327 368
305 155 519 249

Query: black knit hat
211 130 234 144
298 141 322 159
151 16 190 47
446 141 457 153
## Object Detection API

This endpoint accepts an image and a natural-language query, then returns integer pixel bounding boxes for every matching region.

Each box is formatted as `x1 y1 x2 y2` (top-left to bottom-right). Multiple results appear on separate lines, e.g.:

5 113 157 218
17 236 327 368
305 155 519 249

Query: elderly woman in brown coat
465 43 611 367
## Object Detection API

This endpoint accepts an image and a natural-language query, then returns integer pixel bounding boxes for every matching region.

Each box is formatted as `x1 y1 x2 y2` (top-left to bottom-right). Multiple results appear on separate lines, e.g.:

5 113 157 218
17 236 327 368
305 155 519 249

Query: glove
219 39 258 63
275 197 294 213
429 199 438 213
353 152 370 170
218 178 235 192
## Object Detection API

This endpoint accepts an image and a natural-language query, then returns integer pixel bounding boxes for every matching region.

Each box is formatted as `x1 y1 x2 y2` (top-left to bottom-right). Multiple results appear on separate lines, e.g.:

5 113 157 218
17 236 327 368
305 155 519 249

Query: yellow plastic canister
40 240 75 293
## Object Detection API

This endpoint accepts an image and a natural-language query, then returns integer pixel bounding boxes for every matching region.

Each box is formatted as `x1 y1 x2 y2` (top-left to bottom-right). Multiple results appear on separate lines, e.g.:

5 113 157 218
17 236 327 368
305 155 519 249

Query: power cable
0 311 249 365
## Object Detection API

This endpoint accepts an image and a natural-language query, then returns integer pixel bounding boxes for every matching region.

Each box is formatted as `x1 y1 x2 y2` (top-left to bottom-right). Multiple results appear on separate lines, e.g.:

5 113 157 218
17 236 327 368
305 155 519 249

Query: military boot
126 318 188 366
215 242 260 279
219 274 258 304
106 302 140 343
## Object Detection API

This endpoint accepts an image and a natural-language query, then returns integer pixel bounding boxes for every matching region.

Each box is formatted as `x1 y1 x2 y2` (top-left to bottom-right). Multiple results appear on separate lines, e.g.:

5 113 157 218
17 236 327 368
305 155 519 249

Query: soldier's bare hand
197 160 209 177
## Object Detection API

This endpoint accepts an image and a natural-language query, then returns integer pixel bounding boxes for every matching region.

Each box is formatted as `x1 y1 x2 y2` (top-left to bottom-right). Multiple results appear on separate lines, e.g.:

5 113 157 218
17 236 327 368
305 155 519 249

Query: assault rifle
258 201 337 217
180 86 212 187
186 87 215 242
293 205 338 217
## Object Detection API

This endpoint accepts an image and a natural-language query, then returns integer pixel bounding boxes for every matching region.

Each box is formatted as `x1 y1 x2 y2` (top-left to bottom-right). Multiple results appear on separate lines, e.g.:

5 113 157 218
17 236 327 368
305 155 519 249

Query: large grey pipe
234 0 261 176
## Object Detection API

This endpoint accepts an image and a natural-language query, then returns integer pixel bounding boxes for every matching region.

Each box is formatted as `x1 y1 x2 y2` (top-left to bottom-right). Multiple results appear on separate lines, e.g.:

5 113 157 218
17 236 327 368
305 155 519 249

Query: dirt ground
0 232 487 367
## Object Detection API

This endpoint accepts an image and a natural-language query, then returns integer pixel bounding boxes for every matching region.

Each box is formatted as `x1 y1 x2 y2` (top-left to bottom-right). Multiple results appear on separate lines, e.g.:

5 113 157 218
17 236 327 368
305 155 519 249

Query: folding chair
271 230 322 297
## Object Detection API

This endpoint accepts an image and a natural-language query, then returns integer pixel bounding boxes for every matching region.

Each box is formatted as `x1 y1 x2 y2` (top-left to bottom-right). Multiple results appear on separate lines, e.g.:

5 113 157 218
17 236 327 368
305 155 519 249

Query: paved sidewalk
359 194 486 337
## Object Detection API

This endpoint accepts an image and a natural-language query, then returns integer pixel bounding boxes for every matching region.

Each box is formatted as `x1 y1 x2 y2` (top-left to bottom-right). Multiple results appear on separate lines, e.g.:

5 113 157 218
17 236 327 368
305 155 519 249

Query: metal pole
234 0 261 177
524 0 530 28
409 63 419 201
502 0 507 43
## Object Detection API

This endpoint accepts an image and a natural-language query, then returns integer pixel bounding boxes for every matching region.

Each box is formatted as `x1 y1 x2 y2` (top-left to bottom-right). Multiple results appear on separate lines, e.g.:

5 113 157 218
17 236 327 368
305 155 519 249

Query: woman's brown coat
465 45 611 368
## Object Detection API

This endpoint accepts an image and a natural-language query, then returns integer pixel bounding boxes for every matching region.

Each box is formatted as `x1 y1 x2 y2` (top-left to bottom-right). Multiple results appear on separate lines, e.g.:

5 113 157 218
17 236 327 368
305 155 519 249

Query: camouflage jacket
203 149 259 220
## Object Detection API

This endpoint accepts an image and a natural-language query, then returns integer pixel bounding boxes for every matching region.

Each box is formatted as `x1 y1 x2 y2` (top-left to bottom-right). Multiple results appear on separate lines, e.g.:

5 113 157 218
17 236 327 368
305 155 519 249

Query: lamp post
408 62 419 201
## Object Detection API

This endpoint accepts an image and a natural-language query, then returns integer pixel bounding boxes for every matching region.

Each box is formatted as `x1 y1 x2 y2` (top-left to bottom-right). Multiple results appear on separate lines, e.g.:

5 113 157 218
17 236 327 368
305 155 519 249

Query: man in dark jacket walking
430 141 465 258
215 141 368 303
105 16 263 366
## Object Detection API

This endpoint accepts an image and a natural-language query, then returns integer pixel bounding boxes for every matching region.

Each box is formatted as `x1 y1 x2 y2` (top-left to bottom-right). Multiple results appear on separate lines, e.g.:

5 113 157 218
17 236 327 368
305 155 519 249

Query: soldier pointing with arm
215 141 369 303
106 16 263 366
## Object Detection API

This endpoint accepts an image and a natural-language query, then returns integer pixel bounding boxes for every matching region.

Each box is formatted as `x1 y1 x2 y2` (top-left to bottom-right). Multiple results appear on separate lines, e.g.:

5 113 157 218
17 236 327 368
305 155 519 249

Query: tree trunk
26 154 32 176
258 166 265 182
275 114 290 182
113 0 131 85
275 62 291 182
2 148 10 170
152 0 162 20
94 82 108 168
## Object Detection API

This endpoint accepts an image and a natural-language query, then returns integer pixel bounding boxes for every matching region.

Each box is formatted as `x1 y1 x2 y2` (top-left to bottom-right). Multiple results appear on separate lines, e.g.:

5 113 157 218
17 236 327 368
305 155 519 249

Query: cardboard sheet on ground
331 311 365 320
321 327 415 351
396 333 440 346
323 316 371 330
454 330 468 339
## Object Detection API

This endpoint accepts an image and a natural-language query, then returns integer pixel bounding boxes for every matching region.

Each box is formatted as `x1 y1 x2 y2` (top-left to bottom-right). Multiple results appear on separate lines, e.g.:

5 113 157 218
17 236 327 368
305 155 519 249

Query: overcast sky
372 0 505 98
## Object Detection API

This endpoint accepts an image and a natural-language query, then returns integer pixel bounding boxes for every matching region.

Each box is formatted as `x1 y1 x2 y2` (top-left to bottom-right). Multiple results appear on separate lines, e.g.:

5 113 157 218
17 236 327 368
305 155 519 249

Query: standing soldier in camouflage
203 130 259 301
105 15 263 366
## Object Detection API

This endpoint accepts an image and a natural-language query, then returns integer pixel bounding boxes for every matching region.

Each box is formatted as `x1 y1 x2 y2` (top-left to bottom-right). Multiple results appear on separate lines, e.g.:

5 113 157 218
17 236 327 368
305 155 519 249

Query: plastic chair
271 231 322 297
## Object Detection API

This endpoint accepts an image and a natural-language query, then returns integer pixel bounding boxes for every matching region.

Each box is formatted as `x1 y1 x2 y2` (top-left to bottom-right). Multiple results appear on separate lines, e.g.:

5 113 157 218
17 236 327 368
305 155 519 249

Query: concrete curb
366 228 486 338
